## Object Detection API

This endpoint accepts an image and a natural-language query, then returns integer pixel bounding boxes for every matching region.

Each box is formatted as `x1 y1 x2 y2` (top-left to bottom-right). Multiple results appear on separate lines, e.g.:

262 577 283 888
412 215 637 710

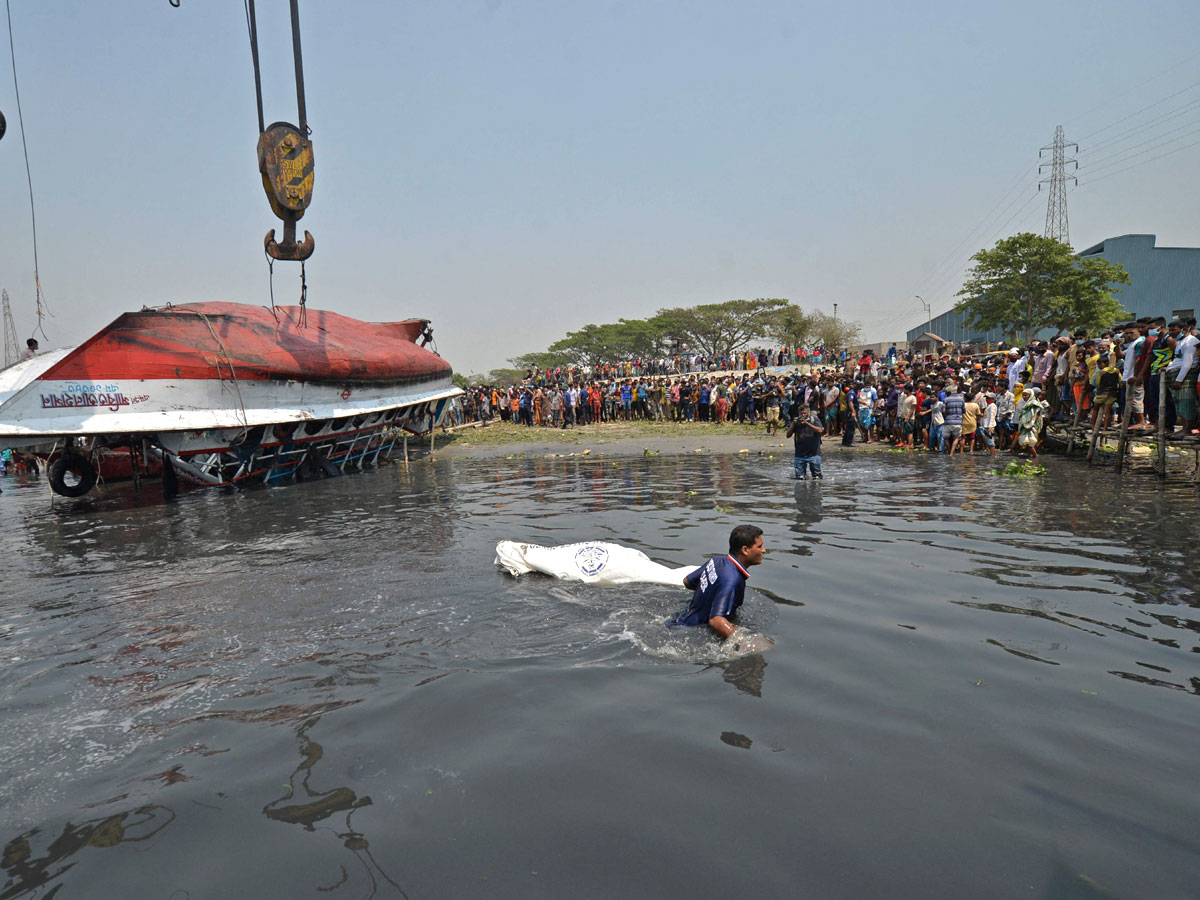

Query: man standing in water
668 525 767 646
787 403 824 479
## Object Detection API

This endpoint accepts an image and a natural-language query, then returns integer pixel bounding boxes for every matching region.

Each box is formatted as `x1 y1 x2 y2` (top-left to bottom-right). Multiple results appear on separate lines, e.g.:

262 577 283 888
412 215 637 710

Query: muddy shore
423 420 895 460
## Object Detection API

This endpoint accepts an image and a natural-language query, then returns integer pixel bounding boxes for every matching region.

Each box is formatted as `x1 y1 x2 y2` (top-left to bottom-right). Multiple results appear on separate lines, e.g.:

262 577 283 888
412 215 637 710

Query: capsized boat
0 301 461 496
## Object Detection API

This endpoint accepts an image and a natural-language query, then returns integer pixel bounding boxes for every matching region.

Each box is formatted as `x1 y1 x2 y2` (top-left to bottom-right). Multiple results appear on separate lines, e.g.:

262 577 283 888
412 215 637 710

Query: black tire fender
49 452 97 498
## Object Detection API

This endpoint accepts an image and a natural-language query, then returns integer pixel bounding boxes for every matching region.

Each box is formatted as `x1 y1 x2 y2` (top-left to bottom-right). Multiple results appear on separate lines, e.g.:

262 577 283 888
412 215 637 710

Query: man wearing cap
1006 348 1026 392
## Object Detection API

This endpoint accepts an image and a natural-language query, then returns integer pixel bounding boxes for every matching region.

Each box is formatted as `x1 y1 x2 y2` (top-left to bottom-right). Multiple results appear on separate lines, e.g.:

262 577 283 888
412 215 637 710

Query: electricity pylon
1039 125 1078 245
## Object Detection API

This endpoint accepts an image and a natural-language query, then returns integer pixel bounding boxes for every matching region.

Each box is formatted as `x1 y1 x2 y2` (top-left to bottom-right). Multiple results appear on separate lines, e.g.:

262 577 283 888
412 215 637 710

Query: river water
1 447 1197 899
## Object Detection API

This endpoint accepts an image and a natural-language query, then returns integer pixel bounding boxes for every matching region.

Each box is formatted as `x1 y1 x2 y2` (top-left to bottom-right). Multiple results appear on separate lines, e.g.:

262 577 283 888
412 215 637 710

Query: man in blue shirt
942 386 965 453
668 525 765 640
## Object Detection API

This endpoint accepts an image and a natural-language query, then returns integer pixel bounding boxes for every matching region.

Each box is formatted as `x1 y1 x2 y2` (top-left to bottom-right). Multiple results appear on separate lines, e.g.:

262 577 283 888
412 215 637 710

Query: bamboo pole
1115 384 1133 473
1156 373 1168 479
1086 408 1103 463
1066 387 1083 455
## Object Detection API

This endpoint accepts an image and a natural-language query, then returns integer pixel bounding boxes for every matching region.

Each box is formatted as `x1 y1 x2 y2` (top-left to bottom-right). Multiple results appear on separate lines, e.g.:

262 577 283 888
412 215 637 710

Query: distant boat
0 301 461 497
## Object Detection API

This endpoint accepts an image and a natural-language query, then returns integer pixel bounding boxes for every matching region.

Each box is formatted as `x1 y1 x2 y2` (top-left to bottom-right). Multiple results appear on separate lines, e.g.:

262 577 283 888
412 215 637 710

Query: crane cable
5 0 51 339
242 0 307 322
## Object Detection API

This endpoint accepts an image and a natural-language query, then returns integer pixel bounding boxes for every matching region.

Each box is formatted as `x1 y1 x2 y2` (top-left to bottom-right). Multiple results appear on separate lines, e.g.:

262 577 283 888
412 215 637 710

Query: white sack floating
494 541 693 586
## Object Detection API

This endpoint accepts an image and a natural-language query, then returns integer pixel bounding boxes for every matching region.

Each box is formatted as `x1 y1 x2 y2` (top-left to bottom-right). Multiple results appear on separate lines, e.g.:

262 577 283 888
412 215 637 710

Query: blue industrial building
906 234 1200 347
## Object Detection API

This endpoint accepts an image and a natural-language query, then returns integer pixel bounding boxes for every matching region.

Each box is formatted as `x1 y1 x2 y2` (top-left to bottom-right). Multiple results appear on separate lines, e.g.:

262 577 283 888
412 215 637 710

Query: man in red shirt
858 350 873 377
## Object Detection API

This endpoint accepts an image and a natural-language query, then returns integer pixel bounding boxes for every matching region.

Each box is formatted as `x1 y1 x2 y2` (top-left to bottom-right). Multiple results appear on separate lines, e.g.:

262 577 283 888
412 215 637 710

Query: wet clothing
668 555 750 627
794 455 822 478
792 413 822 457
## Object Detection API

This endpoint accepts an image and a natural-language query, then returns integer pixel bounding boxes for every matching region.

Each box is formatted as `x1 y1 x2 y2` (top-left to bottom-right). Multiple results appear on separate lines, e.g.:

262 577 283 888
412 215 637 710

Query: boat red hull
41 302 448 384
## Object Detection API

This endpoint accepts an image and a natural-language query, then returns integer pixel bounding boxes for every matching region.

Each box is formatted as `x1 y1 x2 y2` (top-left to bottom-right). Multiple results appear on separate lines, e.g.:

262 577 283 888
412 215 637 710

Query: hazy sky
2 0 1199 374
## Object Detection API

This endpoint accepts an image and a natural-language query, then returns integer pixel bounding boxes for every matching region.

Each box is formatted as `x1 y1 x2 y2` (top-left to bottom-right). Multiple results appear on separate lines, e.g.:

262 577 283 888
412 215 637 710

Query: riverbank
421 420 1200 483
427 420 898 460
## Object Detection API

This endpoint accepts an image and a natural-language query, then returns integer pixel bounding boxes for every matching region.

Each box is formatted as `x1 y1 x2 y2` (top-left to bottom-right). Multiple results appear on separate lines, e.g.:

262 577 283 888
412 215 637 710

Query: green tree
808 311 862 351
547 318 670 367
509 350 572 373
654 298 788 358
956 233 1130 344
484 366 526 385
452 372 470 389
764 303 814 349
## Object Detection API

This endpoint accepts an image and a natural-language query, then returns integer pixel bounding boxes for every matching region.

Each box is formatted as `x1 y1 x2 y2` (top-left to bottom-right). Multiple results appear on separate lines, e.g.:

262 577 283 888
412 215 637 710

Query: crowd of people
454 315 1200 463
514 346 840 385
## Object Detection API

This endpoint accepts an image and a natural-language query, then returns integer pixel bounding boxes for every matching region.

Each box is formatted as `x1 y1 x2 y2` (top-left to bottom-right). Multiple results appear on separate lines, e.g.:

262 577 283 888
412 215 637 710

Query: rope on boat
193 311 249 428
266 254 278 321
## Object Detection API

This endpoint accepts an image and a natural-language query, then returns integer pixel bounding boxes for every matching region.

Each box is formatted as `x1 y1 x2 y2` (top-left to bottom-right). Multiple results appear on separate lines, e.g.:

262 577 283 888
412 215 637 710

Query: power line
1082 122 1200 175
1079 136 1200 186
904 57 1200 340
917 189 1046 323
4 0 50 339
915 83 1200 325
909 158 1040 301
1082 118 1200 167
1077 98 1200 157
921 188 1044 305
1075 77 1200 142
1064 48 1200 130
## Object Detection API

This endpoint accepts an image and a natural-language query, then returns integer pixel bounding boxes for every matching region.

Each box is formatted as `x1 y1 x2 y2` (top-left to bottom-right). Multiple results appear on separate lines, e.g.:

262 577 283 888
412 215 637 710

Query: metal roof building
1075 234 1199 322
905 234 1200 345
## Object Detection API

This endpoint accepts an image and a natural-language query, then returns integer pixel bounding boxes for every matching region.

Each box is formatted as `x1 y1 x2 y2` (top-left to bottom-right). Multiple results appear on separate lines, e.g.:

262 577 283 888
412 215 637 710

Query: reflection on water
712 653 768 698
1 805 174 900
1 449 1198 899
264 719 405 898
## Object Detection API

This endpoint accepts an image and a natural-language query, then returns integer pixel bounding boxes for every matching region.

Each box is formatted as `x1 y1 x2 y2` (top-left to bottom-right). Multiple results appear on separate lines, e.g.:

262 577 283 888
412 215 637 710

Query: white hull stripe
0 376 461 439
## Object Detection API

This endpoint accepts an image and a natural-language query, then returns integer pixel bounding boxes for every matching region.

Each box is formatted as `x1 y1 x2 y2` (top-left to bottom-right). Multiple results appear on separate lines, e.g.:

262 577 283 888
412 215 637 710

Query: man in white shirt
898 385 918 448
1006 348 1026 391
1120 322 1146 430
930 397 946 452
995 385 1016 449
1165 319 1199 434
19 338 38 361
823 382 840 434
979 393 998 457
856 383 878 442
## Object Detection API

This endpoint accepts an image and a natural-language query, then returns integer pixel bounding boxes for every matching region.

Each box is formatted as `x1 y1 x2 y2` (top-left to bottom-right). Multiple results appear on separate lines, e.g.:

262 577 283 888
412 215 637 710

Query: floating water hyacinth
992 461 1046 478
